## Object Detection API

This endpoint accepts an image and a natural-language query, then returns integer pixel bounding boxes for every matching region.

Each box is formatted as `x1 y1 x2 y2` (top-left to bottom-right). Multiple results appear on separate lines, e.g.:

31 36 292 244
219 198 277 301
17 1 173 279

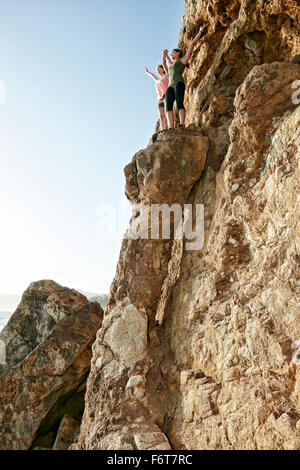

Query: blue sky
0 0 184 308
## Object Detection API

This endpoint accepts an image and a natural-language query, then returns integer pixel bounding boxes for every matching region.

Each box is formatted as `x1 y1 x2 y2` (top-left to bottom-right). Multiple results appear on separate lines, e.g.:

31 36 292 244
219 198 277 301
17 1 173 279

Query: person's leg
167 111 174 129
158 102 167 130
166 86 175 129
179 108 185 127
175 82 186 127
162 98 168 130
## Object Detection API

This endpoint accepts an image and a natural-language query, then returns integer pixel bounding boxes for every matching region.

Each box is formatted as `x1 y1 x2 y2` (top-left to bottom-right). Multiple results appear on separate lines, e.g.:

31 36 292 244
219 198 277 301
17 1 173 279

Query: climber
162 23 208 129
145 64 169 131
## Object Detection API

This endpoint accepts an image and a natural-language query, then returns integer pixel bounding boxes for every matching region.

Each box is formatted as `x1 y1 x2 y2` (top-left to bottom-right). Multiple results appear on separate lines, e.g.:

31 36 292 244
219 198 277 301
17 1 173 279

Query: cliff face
73 129 209 450
0 281 103 450
74 0 300 450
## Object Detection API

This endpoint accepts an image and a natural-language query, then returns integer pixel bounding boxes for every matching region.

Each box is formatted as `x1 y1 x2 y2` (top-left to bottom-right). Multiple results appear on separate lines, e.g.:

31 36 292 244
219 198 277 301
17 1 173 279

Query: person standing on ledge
145 65 169 131
162 23 208 129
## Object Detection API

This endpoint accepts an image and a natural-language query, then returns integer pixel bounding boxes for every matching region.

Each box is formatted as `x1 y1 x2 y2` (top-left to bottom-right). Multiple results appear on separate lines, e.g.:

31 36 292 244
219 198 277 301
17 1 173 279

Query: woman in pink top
145 65 169 130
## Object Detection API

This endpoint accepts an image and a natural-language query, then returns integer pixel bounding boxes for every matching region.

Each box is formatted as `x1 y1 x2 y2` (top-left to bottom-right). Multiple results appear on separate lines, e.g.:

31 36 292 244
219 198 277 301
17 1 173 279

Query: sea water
0 311 12 331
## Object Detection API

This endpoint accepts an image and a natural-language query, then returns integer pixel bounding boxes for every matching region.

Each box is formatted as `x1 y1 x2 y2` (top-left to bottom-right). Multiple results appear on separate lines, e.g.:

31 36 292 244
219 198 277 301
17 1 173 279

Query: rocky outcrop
179 0 300 169
165 61 300 450
72 129 208 450
0 280 103 450
73 0 300 451
2 0 297 452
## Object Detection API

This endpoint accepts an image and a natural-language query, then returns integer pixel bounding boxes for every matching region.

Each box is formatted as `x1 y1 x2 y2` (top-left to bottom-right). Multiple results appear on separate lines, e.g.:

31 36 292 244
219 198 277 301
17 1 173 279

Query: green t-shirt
168 60 186 86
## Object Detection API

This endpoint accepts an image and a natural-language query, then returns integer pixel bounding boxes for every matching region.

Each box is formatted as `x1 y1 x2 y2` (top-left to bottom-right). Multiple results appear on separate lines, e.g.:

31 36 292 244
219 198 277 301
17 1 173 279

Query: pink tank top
155 75 169 100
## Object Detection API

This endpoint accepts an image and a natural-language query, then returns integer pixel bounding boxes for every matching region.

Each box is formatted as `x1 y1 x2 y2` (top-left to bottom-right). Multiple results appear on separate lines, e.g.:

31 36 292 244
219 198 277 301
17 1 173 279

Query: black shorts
166 81 185 112
158 96 166 108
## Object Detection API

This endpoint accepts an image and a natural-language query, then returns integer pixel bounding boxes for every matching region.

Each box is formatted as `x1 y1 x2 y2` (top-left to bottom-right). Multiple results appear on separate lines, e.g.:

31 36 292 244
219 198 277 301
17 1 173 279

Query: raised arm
181 23 208 65
166 53 173 66
162 49 171 74
145 67 159 81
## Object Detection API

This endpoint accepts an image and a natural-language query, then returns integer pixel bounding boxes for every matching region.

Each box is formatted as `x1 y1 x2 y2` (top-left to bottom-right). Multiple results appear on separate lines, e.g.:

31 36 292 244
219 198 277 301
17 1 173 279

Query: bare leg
158 106 168 130
167 111 175 129
179 108 186 127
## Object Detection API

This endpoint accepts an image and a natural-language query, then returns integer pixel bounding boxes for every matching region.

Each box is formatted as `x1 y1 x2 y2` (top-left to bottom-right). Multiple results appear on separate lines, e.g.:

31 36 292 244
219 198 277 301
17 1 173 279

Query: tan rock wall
73 130 208 450
74 0 300 450
164 62 300 449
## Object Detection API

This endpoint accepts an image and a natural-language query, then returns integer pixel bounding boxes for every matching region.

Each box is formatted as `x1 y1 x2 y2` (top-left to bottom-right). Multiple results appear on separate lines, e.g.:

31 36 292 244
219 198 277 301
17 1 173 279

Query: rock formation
1 0 299 451
0 280 103 450
72 129 208 450
73 0 300 450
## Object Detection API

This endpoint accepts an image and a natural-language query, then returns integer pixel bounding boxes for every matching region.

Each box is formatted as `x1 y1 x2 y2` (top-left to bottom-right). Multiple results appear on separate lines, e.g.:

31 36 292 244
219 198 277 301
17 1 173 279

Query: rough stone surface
73 0 300 451
0 280 103 450
108 128 208 331
179 0 300 169
72 129 208 450
0 280 95 376
165 62 300 450
3 0 298 452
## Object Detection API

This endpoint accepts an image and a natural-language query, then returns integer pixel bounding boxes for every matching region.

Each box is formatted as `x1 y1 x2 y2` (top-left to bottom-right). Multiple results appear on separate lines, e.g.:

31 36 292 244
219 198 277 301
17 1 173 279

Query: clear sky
0 0 184 309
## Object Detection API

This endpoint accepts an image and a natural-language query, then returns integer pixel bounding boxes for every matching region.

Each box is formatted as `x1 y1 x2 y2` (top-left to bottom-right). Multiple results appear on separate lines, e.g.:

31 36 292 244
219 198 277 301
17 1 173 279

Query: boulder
0 280 103 450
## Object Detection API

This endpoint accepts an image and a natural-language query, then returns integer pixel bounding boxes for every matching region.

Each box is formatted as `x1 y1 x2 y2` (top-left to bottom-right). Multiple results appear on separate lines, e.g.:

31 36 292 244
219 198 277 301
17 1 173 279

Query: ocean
0 311 12 332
